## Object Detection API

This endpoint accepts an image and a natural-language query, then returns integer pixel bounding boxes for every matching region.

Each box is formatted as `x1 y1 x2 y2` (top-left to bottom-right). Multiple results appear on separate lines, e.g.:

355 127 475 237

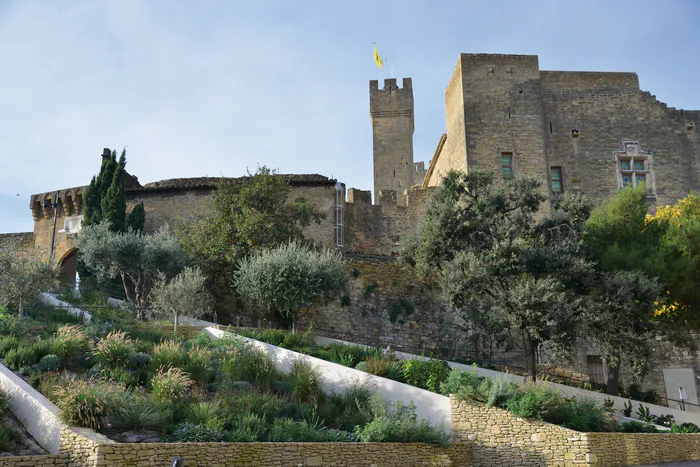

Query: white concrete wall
204 327 452 435
40 293 92 323
0 363 64 453
315 335 700 427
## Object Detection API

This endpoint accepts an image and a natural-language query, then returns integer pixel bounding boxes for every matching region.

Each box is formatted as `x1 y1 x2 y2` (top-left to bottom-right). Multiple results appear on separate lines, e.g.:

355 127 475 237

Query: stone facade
0 454 70 466
428 53 700 213
371 78 416 206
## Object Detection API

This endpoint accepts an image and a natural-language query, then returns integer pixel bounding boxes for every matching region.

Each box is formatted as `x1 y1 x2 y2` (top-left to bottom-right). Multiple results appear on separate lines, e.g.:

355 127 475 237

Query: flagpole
373 42 376 80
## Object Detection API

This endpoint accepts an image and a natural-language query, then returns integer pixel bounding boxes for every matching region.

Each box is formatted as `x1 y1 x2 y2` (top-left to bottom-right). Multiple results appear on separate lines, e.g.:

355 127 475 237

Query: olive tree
0 243 59 320
76 221 188 320
151 267 211 335
234 241 347 331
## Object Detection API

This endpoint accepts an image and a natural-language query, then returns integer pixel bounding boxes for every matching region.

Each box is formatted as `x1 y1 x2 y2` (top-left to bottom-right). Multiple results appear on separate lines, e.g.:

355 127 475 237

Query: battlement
370 78 412 93
540 70 639 90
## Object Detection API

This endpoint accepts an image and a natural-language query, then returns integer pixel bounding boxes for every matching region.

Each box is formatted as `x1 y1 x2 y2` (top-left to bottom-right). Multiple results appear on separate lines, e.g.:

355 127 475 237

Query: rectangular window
636 174 647 186
587 356 606 386
501 152 513 179
622 174 633 187
620 160 631 171
550 167 563 193
633 160 645 171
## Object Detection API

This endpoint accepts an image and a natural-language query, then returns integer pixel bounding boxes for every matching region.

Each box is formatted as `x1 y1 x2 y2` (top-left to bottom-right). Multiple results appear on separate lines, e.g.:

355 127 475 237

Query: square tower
370 78 414 205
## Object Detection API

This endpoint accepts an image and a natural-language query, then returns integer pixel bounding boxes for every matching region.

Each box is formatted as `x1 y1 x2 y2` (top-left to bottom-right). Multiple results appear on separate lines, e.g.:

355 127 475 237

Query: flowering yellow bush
645 193 700 227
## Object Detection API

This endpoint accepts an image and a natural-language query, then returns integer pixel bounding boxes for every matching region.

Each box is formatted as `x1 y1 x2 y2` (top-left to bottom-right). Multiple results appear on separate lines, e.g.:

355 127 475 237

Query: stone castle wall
0 232 34 251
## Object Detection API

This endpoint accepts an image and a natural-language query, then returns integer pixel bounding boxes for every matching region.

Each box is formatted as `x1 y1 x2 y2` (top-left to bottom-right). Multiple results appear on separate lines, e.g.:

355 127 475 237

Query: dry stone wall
0 454 70 466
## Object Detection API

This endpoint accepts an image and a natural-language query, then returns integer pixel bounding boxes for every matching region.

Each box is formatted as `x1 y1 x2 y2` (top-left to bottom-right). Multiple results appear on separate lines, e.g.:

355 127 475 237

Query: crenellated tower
370 78 414 205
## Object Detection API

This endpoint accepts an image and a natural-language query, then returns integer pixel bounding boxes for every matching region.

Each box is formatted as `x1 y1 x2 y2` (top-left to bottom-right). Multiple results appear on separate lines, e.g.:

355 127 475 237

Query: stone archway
58 248 78 288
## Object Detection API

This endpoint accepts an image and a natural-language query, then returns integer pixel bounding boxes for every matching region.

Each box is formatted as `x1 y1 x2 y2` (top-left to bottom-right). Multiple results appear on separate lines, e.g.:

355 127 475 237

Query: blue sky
1 0 698 233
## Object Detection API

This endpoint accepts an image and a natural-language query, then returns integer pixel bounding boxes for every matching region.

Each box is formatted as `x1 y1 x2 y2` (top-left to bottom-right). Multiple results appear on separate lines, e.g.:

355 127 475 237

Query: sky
0 0 698 233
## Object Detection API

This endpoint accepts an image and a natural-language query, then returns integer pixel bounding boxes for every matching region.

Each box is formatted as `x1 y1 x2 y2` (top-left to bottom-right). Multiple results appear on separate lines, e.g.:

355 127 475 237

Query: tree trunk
472 315 480 365
522 328 537 382
606 359 621 395
173 312 178 336
18 298 23 322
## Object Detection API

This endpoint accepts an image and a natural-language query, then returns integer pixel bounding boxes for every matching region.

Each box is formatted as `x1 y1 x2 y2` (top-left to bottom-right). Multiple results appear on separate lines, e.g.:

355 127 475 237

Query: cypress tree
83 176 100 226
127 202 146 233
100 149 127 232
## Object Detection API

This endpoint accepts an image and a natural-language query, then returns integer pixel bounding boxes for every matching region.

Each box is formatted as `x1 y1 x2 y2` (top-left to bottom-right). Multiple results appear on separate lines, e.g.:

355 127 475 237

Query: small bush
150 340 188 372
184 400 224 429
169 422 224 442
486 375 518 407
221 347 275 390
30 339 52 362
267 418 330 442
364 355 397 378
184 345 214 385
101 367 139 389
111 397 168 432
51 325 90 362
439 367 488 402
0 427 17 452
402 359 450 392
93 331 136 370
221 392 285 424
506 384 564 421
355 361 368 372
40 372 67 403
354 398 449 445
288 359 321 404
228 413 266 441
671 422 700 433
38 354 61 372
151 367 193 404
558 398 609 432
4 345 35 370
0 336 20 357
131 352 150 368
620 421 659 433
55 380 125 431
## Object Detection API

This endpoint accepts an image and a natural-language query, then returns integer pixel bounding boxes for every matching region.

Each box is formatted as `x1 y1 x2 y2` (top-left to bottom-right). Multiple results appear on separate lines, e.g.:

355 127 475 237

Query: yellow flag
373 45 383 69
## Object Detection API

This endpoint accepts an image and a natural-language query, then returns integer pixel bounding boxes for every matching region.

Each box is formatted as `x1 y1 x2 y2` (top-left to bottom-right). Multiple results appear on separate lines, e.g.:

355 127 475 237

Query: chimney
102 148 111 161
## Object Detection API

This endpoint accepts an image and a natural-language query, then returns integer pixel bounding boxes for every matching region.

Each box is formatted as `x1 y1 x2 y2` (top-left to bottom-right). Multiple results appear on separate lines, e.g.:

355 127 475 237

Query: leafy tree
176 166 325 281
151 267 211 334
402 170 594 381
76 221 188 320
127 203 146 233
585 270 661 394
645 193 700 329
0 243 59 320
234 241 347 331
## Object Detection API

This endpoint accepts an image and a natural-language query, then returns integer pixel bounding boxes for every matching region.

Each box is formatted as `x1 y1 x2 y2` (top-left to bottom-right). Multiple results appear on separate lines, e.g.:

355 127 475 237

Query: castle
2 53 699 403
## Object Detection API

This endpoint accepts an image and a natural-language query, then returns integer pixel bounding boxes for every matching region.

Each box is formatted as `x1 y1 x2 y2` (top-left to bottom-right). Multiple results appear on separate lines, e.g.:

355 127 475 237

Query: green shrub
228 413 266 441
150 340 188 371
111 397 168 431
267 418 330 442
151 367 193 404
506 384 564 421
131 352 150 368
101 367 138 389
364 355 397 378
40 372 67 403
184 400 224 430
0 389 10 416
0 311 28 338
0 427 17 452
671 422 700 433
38 354 61 372
320 384 375 431
620 421 659 433
184 345 214 385
169 422 224 442
439 367 489 402
51 325 90 362
485 375 518 407
30 339 52 362
288 359 321 404
93 331 136 370
0 336 20 357
55 380 125 431
355 361 368 372
354 397 449 445
187 331 213 349
402 359 450 392
283 331 313 350
221 346 275 390
558 398 609 432
4 345 35 370
221 392 286 424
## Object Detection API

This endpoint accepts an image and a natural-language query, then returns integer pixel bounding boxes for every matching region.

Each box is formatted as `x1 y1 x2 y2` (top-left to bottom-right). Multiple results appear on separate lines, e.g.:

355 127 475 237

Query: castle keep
2 53 699 403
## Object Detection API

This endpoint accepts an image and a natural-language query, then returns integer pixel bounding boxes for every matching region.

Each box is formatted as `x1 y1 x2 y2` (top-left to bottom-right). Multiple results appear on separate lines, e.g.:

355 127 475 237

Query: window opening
501 152 513 179
550 167 563 193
